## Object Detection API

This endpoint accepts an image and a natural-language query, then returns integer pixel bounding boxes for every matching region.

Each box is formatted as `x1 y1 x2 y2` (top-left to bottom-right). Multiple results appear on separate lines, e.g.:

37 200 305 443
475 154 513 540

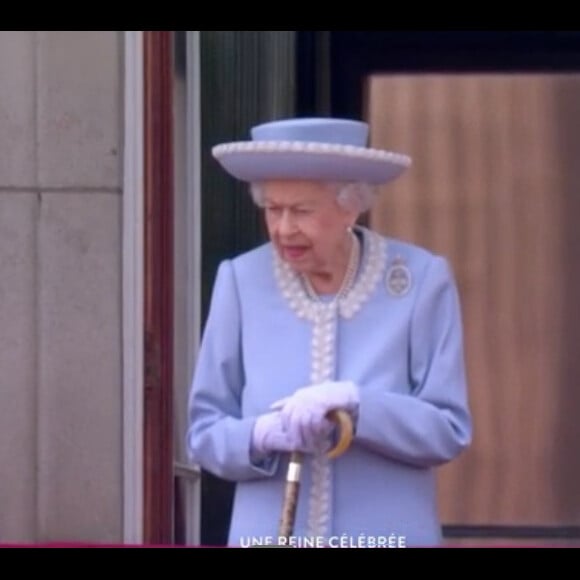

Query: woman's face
262 180 358 276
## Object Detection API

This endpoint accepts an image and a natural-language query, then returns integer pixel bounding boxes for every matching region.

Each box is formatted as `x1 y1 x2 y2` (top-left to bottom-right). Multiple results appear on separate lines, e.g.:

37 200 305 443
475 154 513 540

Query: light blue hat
212 117 411 185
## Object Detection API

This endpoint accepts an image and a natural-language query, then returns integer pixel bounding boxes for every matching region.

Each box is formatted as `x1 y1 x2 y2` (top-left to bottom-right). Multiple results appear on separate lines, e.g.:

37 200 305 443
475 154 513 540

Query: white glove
271 381 359 451
250 411 326 457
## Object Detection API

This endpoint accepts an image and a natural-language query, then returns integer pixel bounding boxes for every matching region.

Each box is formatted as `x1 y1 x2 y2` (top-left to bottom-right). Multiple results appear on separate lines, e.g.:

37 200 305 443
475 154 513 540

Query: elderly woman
187 117 472 547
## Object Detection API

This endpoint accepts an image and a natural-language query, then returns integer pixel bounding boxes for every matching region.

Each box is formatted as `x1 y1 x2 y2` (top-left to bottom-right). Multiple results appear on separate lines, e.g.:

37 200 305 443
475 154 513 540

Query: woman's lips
282 246 308 260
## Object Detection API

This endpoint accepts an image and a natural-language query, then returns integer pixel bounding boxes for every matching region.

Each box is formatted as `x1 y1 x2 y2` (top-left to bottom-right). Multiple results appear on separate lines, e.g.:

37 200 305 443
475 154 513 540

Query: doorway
171 31 580 546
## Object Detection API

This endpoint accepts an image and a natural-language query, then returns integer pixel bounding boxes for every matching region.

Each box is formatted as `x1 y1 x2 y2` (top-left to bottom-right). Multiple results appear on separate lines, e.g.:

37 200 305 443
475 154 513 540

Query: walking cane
278 409 354 540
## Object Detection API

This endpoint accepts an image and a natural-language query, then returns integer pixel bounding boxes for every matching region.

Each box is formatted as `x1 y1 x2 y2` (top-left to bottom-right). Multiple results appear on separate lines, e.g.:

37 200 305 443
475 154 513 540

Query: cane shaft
277 412 353 540
278 451 302 539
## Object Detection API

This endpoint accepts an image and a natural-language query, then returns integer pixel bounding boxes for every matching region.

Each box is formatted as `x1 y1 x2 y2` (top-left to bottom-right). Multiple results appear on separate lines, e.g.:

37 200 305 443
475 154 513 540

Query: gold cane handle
325 409 354 459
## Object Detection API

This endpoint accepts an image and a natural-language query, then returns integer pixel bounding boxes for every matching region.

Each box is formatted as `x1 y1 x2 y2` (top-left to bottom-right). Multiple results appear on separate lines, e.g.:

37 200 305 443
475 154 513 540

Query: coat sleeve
355 255 472 467
186 259 279 481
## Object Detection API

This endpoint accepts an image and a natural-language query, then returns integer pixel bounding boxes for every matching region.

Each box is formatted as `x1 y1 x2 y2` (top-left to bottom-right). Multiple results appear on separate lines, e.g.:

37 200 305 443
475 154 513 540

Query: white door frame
122 29 145 544
173 30 203 546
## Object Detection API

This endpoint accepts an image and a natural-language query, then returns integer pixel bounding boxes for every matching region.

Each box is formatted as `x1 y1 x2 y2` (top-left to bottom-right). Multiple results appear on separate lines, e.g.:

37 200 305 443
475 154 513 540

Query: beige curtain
368 74 580 526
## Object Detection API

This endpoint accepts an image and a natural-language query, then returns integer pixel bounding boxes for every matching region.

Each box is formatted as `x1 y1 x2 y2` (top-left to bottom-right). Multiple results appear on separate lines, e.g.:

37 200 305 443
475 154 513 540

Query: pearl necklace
301 230 360 303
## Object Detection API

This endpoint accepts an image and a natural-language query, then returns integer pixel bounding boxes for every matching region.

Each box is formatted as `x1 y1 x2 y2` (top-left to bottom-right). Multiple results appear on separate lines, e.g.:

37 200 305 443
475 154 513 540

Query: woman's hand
271 381 359 451
251 411 329 456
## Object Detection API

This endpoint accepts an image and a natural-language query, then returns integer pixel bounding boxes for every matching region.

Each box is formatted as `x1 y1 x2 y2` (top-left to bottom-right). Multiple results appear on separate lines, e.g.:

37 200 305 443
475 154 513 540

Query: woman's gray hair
249 181 377 214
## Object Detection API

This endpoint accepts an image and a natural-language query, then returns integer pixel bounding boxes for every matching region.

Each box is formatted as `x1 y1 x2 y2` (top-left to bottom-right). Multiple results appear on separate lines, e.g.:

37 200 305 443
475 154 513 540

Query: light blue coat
187 227 472 547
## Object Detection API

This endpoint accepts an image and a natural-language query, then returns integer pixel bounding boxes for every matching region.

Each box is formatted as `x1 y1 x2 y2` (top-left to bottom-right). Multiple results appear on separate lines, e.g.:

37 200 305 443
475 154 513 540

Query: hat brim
212 141 411 185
